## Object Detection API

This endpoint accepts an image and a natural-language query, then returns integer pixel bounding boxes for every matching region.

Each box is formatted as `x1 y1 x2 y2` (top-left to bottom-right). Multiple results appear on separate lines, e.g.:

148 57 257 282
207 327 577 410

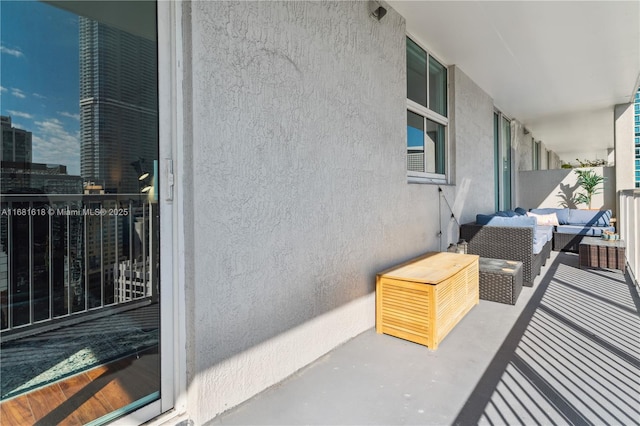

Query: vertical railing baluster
100 201 104 308
83 207 88 312
7 202 13 329
49 209 53 320
113 203 118 305
29 201 34 325
129 199 133 302
142 200 147 299
63 215 73 315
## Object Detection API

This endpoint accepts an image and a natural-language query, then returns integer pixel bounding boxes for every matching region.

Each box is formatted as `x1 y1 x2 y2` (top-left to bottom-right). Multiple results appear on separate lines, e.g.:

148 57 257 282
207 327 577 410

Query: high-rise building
1 116 32 164
79 18 158 194
635 89 640 188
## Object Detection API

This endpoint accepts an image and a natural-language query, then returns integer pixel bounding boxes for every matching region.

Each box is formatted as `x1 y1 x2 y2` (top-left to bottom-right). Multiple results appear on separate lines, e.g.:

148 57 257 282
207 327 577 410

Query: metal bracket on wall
165 158 175 202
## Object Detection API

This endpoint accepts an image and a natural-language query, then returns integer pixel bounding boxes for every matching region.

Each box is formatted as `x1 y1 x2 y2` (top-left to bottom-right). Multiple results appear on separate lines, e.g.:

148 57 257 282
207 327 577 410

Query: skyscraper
79 17 158 194
1 116 32 164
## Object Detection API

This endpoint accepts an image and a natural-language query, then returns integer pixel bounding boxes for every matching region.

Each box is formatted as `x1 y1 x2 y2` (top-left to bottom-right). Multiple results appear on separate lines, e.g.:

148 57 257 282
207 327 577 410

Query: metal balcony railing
619 189 639 286
0 193 158 333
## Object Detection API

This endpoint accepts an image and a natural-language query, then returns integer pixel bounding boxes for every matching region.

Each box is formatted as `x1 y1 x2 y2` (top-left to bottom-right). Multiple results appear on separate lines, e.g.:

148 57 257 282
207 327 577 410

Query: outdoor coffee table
578 236 626 273
376 252 479 350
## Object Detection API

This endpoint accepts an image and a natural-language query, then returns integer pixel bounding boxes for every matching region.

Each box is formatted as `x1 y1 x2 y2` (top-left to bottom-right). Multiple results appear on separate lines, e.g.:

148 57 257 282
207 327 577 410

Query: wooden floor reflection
0 347 159 425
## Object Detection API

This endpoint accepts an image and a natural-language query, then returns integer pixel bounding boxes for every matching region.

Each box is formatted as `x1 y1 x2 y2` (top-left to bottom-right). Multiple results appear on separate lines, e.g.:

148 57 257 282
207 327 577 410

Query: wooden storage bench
376 252 479 350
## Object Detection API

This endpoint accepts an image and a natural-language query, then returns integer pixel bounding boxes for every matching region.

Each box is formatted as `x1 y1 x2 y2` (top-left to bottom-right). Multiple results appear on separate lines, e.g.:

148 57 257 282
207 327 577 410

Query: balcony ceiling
389 0 640 154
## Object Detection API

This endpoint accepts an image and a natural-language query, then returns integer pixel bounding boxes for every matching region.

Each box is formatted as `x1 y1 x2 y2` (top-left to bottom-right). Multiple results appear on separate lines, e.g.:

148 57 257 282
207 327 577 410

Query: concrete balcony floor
211 251 640 425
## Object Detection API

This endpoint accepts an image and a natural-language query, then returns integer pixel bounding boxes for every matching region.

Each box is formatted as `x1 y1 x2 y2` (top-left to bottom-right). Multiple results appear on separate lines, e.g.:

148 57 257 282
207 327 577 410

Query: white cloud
33 93 46 99
0 45 24 58
6 110 34 120
0 86 7 93
32 118 80 176
59 111 80 120
11 88 26 99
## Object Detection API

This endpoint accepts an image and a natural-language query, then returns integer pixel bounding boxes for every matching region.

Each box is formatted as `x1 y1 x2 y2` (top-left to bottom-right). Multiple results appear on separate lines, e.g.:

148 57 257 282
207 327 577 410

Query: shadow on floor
454 252 640 425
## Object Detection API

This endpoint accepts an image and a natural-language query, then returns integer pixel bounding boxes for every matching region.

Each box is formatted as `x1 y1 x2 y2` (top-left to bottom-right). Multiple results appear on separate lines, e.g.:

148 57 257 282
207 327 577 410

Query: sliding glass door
1 1 162 424
494 111 512 211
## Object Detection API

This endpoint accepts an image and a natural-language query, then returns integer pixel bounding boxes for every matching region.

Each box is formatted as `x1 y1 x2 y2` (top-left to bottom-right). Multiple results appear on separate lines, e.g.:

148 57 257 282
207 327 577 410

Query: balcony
210 250 639 425
1 244 637 425
0 194 158 336
0 194 160 424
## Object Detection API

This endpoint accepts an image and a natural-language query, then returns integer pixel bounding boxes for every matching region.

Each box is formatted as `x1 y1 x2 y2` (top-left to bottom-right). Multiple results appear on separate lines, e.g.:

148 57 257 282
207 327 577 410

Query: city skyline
1 1 81 175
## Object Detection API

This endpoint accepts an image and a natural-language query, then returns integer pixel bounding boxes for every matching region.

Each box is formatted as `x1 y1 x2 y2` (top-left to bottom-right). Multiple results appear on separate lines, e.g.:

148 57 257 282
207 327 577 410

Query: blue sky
1 1 81 175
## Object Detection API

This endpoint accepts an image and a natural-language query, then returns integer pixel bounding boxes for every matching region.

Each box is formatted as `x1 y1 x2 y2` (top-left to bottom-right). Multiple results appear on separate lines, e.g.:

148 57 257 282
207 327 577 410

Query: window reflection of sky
1 1 80 175
407 125 424 150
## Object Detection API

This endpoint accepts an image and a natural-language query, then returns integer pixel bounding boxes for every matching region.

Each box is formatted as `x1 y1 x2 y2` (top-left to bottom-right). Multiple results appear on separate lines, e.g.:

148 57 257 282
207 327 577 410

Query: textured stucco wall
518 166 616 213
182 1 442 422
519 134 534 172
615 103 635 190
450 66 496 222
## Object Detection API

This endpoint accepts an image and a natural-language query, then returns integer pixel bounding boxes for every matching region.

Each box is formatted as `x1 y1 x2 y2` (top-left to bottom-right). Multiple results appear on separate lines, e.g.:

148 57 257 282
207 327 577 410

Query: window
406 37 448 182
532 140 540 170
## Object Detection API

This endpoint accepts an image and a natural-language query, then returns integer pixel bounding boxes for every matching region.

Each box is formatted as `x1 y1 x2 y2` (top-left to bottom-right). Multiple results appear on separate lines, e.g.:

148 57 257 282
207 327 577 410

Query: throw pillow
527 211 559 226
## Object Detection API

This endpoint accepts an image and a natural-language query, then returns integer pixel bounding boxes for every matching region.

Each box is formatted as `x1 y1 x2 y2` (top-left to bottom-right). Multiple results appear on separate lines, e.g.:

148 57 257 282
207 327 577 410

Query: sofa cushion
533 226 551 248
567 209 611 226
495 210 518 217
514 207 527 216
538 225 554 241
527 212 560 226
529 208 570 224
555 225 615 236
533 237 547 255
476 215 537 228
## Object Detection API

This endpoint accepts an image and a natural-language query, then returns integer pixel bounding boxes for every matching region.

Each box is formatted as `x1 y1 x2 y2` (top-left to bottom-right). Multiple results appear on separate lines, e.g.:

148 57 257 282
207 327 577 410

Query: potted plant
573 169 605 209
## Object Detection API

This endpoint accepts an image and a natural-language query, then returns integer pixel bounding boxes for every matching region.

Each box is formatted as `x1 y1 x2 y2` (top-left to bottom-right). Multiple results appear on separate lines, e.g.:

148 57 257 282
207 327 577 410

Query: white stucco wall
181 2 448 422
615 103 635 190
519 133 534 172
449 66 496 223
518 166 616 213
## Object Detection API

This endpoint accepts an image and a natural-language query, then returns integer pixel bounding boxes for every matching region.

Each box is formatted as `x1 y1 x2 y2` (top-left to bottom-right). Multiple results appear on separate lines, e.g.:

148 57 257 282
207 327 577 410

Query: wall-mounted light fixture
369 0 387 21
139 172 153 193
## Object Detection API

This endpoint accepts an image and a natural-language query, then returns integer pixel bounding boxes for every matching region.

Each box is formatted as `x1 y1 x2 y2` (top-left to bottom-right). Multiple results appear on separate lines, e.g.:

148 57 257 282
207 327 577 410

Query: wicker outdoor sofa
460 213 552 287
528 207 615 253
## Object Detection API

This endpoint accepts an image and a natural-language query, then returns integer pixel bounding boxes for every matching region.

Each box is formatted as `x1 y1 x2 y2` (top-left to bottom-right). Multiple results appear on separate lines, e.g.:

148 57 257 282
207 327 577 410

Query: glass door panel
501 116 512 210
493 112 500 212
1 1 160 424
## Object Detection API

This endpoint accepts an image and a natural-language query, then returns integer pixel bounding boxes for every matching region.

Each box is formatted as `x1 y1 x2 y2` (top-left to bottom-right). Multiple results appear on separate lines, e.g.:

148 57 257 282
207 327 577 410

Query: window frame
494 109 512 211
406 35 450 184
532 140 540 170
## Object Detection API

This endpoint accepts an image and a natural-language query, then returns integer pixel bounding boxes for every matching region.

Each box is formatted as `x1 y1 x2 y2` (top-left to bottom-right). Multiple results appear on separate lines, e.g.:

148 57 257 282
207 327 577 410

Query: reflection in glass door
501 116 512 210
0 1 160 424
494 111 512 211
